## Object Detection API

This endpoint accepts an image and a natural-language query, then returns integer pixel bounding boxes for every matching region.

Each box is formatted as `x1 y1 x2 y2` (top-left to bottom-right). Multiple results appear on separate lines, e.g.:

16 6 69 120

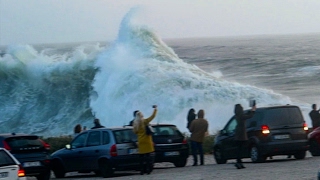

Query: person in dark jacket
309 104 320 130
91 118 105 129
187 108 196 129
234 104 256 169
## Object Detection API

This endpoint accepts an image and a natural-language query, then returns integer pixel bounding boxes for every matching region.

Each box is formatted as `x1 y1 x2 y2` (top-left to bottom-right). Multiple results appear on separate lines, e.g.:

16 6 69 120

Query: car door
80 130 103 170
219 117 238 159
62 132 88 171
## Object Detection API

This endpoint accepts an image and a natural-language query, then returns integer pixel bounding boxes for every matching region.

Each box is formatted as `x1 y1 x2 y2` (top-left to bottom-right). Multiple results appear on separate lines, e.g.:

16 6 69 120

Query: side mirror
65 144 71 149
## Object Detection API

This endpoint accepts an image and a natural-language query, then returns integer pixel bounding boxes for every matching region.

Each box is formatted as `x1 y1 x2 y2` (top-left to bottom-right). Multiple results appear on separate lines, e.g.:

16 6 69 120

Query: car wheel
213 147 227 164
173 158 187 167
52 160 65 178
250 145 266 163
36 169 51 180
99 159 114 178
294 151 306 159
309 139 320 156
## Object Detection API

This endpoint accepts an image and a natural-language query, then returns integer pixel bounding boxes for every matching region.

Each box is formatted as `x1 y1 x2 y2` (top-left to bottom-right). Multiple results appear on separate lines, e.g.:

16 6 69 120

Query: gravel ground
28 152 320 180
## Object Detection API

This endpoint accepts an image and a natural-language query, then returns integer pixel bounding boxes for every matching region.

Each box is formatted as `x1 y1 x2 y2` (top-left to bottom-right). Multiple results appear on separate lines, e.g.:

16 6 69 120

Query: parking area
27 152 320 180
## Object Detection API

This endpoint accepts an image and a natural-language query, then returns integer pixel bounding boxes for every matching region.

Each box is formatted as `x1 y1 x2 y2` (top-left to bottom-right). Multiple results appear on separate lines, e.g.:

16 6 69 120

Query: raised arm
144 108 158 124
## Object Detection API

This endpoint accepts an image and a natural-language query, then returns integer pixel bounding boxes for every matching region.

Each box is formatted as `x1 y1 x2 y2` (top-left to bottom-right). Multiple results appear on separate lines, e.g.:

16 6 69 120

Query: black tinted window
114 130 137 143
72 132 88 148
0 150 15 167
153 126 181 136
87 131 101 147
6 136 43 149
246 112 263 128
263 107 303 126
102 131 110 144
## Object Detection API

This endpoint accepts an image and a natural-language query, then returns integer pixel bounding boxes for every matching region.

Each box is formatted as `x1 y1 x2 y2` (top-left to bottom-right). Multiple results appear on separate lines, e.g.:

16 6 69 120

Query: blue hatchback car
51 127 141 178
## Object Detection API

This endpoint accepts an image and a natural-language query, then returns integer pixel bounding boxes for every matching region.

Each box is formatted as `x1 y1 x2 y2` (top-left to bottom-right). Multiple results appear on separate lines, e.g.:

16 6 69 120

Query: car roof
84 126 134 131
150 124 177 127
245 105 299 112
0 133 38 138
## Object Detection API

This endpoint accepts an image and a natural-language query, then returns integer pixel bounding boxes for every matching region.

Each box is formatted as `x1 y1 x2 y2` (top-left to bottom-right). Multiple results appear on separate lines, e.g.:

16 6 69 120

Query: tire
250 145 266 163
36 169 51 180
52 160 65 178
213 147 227 164
173 158 187 167
294 151 306 159
309 139 320 156
99 160 114 178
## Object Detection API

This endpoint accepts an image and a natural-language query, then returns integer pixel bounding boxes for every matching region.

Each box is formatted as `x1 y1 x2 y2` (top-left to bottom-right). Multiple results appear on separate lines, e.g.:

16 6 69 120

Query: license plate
0 172 8 178
164 151 179 156
274 134 290 140
24 161 41 167
128 148 138 154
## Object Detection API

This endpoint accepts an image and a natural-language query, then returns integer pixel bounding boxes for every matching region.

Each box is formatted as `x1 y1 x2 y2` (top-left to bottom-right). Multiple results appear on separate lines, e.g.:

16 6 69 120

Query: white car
0 148 26 180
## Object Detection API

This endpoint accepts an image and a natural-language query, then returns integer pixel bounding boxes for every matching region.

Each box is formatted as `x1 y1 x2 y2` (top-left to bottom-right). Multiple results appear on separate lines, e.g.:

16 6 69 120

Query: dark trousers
139 153 154 174
236 140 247 163
191 140 204 165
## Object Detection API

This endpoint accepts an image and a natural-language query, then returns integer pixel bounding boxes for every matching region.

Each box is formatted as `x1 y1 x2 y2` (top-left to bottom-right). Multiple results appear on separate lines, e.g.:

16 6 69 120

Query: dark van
213 105 309 163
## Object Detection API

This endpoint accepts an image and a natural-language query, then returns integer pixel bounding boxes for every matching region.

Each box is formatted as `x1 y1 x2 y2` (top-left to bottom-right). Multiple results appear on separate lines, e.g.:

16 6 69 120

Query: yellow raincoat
134 109 157 154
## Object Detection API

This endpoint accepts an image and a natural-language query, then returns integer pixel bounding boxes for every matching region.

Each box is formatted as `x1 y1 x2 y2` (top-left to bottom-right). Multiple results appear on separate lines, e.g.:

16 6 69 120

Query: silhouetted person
234 104 256 169
91 118 105 129
309 104 320 130
129 110 139 126
73 124 82 137
187 108 196 129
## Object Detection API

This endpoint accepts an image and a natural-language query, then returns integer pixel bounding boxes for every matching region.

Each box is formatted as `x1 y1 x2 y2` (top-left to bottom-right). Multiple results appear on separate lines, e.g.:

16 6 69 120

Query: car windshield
114 129 137 143
0 150 16 167
152 126 181 136
6 136 43 149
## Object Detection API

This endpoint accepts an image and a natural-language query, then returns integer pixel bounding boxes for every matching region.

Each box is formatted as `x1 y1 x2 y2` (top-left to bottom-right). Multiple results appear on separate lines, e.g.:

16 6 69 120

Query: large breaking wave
0 8 292 136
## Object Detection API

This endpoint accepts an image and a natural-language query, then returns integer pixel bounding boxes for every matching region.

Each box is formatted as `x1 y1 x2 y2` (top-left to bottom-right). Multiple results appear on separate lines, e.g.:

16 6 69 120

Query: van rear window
263 107 303 126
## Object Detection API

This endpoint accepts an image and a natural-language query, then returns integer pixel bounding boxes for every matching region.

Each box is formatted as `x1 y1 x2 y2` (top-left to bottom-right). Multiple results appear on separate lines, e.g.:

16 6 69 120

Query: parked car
151 124 189 167
308 127 320 156
0 147 26 180
0 133 51 180
213 105 309 164
51 127 141 178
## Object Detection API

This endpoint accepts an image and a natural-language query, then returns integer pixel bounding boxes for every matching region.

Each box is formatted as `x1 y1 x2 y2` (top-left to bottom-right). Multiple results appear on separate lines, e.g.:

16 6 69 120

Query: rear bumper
154 148 189 162
259 140 309 156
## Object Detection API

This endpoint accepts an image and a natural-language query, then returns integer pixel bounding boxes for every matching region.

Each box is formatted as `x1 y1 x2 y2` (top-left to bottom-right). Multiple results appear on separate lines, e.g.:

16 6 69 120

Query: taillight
261 125 270 134
182 139 187 144
18 165 25 177
3 141 11 151
303 122 309 131
40 139 50 150
110 144 117 157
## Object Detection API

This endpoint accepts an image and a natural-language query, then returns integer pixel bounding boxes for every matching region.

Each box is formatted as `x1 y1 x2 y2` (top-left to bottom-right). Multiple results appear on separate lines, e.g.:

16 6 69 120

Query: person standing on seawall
309 104 320 130
189 109 209 166
133 105 157 175
187 108 196 129
234 104 256 169
91 118 105 129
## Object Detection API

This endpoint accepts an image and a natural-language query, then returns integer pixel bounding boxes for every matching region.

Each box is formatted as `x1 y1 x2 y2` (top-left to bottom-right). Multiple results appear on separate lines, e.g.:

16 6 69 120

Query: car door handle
78 151 83 154
95 150 99 153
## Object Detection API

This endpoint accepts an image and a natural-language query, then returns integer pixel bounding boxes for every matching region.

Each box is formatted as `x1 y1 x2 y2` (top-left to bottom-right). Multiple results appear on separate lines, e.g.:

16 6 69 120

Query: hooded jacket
234 104 255 141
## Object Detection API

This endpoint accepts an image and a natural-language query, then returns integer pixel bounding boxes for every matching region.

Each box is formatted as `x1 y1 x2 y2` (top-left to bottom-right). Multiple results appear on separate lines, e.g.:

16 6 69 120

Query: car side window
225 117 237 134
0 150 15 166
71 132 88 148
87 131 101 147
102 131 110 144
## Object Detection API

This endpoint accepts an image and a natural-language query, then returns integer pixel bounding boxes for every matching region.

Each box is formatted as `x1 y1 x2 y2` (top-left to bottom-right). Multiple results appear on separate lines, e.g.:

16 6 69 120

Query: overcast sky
1 0 320 45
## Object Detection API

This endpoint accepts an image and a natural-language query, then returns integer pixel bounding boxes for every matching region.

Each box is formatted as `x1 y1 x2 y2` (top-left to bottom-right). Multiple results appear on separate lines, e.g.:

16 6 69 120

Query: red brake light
261 125 270 134
303 122 308 131
182 139 187 144
18 165 25 177
110 144 117 157
39 139 50 150
3 141 11 151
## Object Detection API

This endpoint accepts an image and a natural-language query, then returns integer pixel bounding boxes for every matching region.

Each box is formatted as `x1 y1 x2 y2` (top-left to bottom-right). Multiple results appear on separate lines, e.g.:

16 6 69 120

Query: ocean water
1 12 320 136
